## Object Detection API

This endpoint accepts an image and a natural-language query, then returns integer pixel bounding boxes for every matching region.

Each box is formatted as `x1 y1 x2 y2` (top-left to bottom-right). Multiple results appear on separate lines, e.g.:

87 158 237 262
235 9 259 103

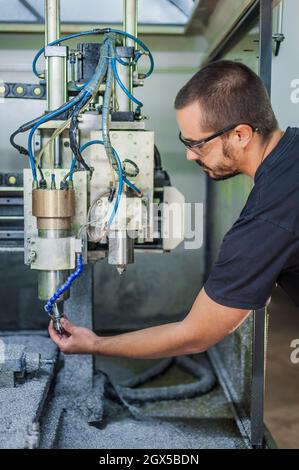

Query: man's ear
234 124 254 148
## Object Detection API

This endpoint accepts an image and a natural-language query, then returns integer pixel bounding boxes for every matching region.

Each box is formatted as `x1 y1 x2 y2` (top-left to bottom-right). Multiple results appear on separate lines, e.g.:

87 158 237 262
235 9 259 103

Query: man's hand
48 317 98 354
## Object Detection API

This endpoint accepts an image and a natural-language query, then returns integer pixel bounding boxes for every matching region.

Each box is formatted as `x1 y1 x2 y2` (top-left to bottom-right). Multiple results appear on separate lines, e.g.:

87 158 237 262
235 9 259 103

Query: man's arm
48 287 251 358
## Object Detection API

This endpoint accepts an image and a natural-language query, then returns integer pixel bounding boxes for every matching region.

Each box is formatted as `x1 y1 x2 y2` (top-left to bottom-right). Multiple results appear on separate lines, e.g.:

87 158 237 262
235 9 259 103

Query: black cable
274 40 281 56
11 131 48 188
38 164 45 181
17 115 47 134
154 145 162 171
154 145 171 187
69 97 93 174
10 130 28 156
61 167 87 188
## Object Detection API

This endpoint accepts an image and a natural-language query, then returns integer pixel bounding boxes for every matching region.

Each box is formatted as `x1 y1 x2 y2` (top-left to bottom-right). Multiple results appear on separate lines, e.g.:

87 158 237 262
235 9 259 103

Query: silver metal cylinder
45 0 59 44
37 229 70 301
276 0 284 34
108 230 134 273
124 0 138 48
54 136 61 168
115 0 138 113
38 270 69 301
45 0 66 110
45 0 66 167
47 54 67 112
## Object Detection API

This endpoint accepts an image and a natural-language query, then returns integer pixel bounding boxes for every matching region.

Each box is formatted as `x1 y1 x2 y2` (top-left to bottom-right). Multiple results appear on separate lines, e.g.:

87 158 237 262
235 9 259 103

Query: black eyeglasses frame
179 123 259 151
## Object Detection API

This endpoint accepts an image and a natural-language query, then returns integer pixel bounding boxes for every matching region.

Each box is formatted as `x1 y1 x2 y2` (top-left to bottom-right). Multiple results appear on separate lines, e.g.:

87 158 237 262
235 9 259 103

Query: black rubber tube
69 98 92 173
104 355 216 404
120 358 173 388
154 145 162 171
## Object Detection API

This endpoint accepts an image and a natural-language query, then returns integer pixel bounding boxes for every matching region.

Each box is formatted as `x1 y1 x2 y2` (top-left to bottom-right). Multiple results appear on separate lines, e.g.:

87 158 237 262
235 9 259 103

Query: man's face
176 101 241 181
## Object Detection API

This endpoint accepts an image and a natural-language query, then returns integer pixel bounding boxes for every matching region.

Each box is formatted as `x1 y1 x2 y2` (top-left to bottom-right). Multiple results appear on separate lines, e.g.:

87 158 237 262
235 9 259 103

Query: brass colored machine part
32 188 75 230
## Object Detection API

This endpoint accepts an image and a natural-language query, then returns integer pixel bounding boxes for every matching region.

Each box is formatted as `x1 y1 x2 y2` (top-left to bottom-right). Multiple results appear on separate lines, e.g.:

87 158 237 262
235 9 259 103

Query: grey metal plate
0 333 57 449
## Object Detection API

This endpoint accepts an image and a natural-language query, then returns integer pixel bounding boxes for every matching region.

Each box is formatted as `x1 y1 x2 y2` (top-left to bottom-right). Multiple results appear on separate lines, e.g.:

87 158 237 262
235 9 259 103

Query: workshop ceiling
0 0 199 26
0 0 259 56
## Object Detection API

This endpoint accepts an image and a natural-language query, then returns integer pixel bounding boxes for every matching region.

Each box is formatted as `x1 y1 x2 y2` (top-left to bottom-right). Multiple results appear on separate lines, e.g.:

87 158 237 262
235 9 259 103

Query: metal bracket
28 237 76 270
45 45 68 58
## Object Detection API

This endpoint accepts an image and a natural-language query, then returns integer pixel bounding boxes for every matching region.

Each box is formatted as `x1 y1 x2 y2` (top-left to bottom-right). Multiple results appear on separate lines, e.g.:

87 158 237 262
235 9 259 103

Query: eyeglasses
179 123 259 155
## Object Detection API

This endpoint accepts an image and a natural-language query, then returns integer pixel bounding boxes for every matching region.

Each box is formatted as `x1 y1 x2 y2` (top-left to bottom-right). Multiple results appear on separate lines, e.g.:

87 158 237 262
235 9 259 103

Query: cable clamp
45 46 68 58
74 238 83 254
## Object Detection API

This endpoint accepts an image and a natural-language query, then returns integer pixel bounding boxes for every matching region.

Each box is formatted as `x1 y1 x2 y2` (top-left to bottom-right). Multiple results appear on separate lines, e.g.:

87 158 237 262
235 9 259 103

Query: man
49 60 299 358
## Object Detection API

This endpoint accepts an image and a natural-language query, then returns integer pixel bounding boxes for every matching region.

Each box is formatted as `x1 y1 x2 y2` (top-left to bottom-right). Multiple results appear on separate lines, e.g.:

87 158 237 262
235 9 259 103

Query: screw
28 250 37 263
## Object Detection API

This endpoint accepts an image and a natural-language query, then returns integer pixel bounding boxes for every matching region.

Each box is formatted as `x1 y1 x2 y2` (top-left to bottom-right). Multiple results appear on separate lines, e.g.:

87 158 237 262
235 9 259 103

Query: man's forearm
48 288 250 358
94 321 199 360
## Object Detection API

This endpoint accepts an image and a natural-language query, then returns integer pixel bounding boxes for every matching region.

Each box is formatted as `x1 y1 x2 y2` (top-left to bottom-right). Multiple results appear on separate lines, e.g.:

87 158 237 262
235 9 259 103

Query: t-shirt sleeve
204 216 297 310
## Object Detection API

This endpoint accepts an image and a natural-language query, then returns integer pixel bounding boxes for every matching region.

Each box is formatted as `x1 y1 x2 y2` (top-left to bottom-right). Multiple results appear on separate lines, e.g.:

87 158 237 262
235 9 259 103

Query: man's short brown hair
175 60 278 140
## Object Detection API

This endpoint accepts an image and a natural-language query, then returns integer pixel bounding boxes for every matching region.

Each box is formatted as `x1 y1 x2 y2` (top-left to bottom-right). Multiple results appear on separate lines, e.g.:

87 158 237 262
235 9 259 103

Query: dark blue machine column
250 0 273 449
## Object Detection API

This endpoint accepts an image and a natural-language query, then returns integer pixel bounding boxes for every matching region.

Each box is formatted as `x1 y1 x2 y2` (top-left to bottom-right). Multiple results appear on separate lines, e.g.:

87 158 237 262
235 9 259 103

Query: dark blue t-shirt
204 127 299 310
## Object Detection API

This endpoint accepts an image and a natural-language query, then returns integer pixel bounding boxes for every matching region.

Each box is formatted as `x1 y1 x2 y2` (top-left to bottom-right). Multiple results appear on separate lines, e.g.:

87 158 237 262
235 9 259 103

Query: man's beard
196 140 241 181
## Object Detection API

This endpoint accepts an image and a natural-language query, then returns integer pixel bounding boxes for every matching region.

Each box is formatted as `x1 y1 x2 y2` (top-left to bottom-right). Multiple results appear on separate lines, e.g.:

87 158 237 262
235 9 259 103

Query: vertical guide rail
124 0 138 48
251 307 269 447
251 0 273 448
44 0 67 167
115 0 138 112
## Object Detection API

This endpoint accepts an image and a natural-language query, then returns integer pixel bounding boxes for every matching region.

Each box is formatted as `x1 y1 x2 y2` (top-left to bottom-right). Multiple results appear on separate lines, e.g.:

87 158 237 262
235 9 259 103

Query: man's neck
241 128 284 179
